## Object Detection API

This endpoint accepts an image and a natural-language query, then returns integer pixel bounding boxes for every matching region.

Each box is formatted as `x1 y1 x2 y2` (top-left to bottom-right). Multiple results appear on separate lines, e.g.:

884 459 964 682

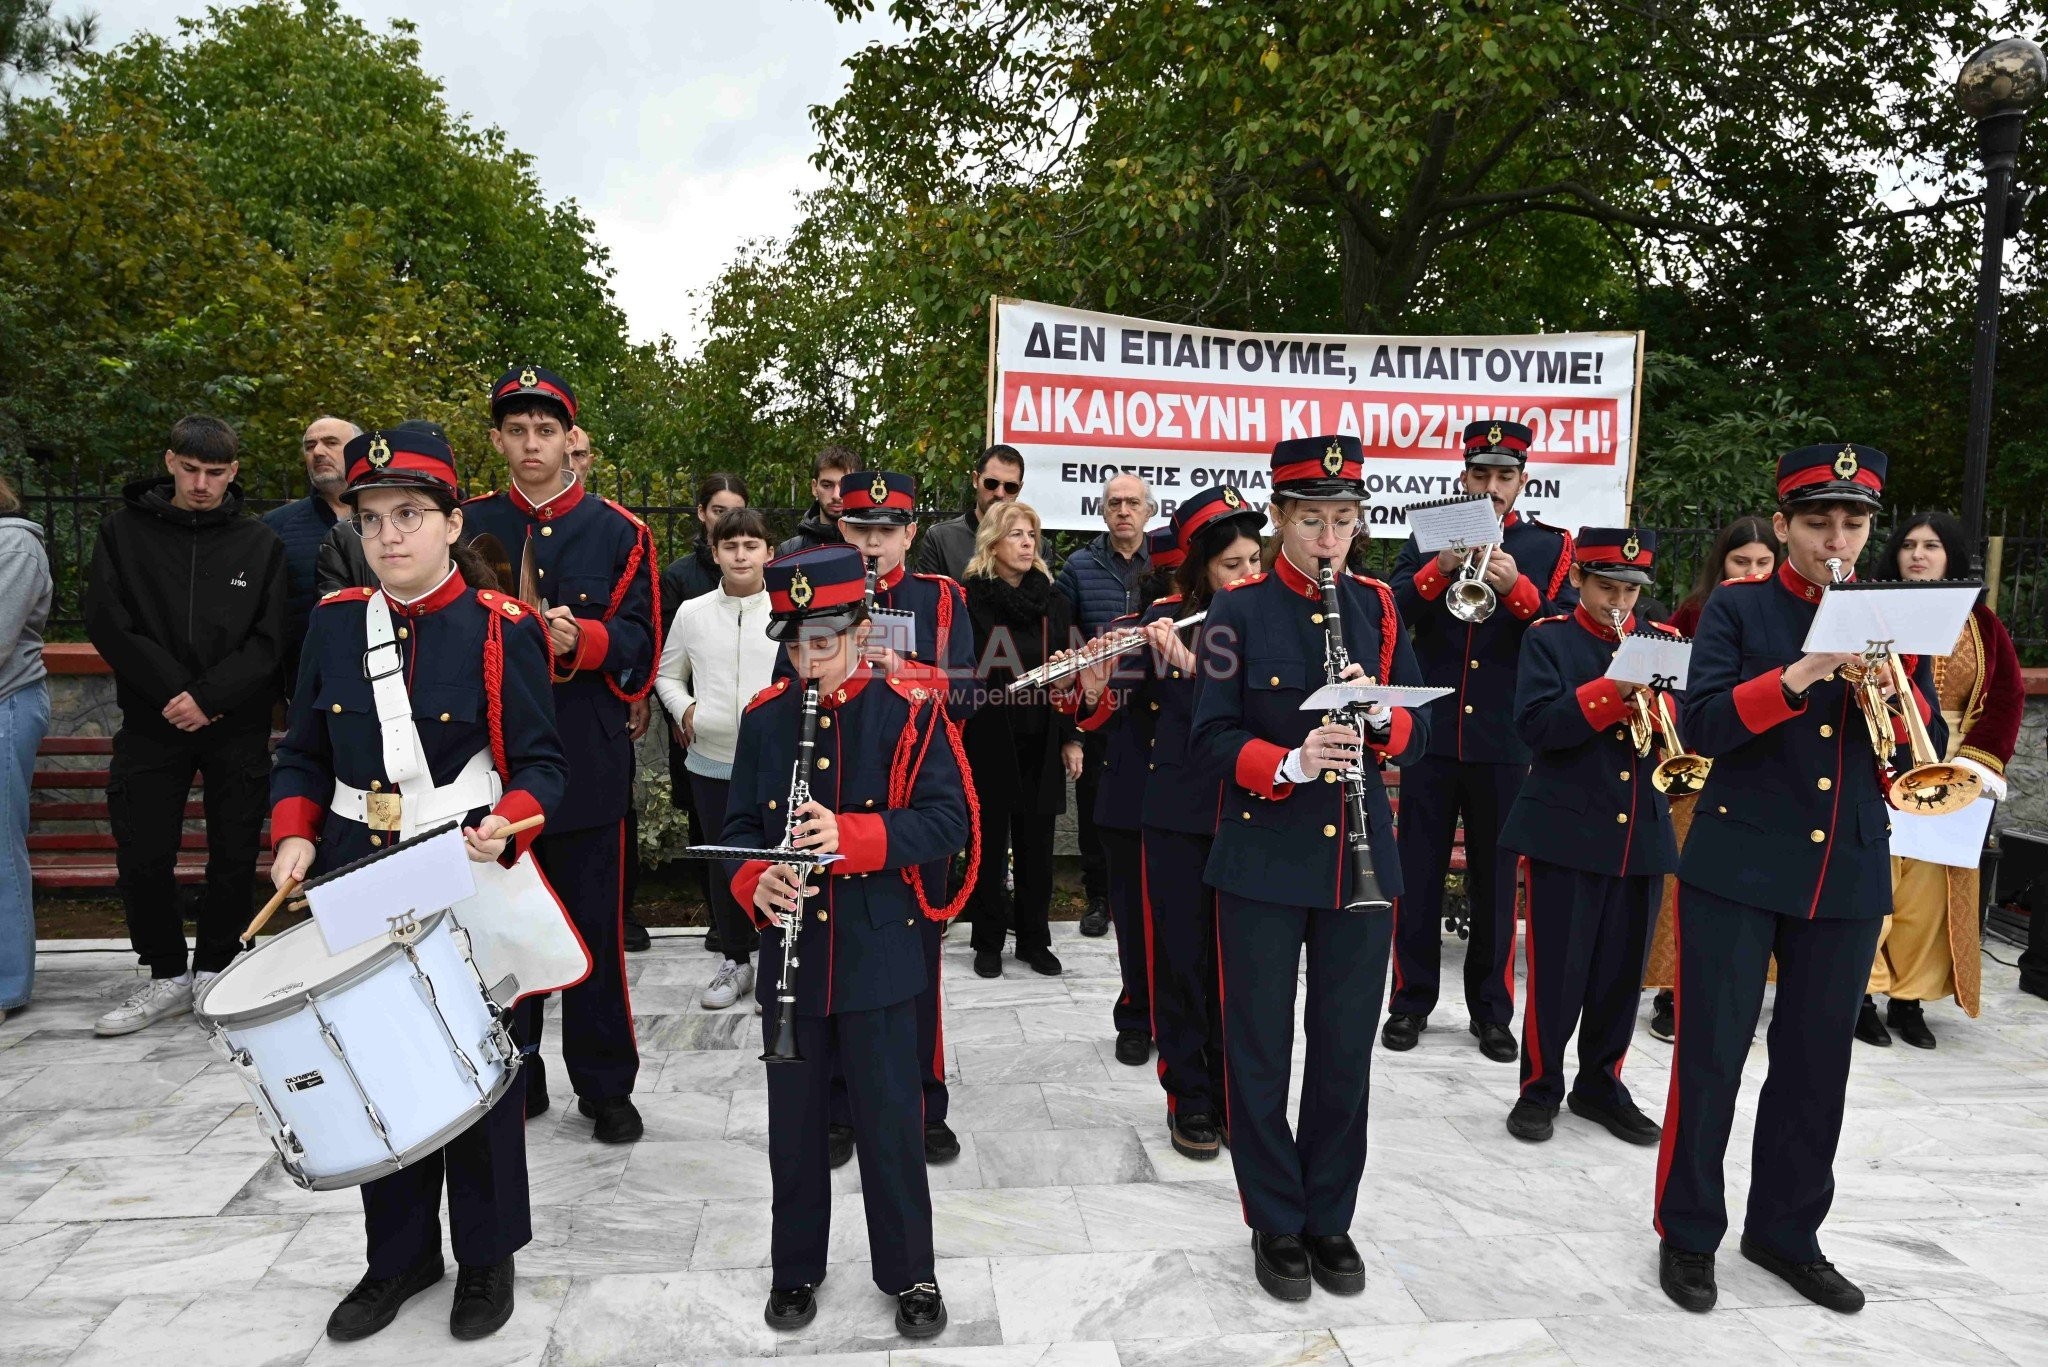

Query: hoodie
0 516 51 703
774 503 846 557
84 476 287 737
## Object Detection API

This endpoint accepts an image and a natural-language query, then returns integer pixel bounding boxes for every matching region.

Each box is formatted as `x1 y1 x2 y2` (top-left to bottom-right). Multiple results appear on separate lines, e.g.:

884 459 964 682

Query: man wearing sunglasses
915 444 1025 582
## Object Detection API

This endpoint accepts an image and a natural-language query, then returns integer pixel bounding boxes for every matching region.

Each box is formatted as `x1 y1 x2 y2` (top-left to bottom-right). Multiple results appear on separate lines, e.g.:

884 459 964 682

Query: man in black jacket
262 415 355 697
914 445 1024 582
774 445 853 556
85 416 287 1036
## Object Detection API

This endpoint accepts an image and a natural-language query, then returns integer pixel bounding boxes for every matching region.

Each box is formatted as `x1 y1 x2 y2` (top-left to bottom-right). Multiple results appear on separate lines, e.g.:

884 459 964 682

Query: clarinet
1317 561 1391 913
760 679 823 1064
862 555 879 613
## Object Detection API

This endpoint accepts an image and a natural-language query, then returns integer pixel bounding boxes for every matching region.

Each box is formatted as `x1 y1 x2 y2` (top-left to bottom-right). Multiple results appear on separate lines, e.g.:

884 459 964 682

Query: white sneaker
94 977 193 1037
700 960 753 1011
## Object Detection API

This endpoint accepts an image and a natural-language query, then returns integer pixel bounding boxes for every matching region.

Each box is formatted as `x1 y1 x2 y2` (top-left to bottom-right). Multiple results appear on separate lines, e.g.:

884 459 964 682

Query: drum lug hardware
387 911 423 945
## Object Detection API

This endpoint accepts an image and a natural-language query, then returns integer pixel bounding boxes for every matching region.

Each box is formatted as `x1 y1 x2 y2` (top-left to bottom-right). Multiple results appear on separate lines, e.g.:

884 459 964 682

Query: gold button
816 757 829 770
819 716 832 728
1810 830 1826 843
768 800 778 810
541 526 552 536
1171 670 1181 679
1311 613 1324 624
817 912 828 922
835 691 846 702
1242 811 1252 820
331 703 343 713
1616 813 1629 825
1469 659 1480 669
440 712 451 723
1322 824 1337 837
1464 705 1475 714
907 919 914 926
1149 701 1160 711
1270 676 1281 686
1615 730 1626 741
580 593 589 602
1817 777 1832 791
369 780 381 792
1324 771 1337 783
369 835 382 847
1820 724 1834 738
1148 762 1156 770
1619 771 1632 782
864 799 875 807
396 627 408 639
537 568 545 577
1717 805 1728 814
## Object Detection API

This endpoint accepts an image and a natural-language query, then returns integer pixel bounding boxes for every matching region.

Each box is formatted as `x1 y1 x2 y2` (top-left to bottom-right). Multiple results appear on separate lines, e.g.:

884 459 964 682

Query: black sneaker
1304 1232 1365 1295
924 1120 961 1164
1650 992 1675 1043
764 1284 817 1331
524 1054 549 1120
1169 1111 1220 1160
973 949 1002 979
1078 897 1111 937
1506 1098 1555 1141
1886 998 1936 1049
1018 947 1062 976
1114 1029 1152 1066
828 1122 855 1169
1470 1020 1518 1062
1659 1242 1717 1312
1380 1013 1425 1051
1740 1236 1865 1313
579 1095 644 1144
1567 1091 1661 1146
705 924 724 956
896 1282 947 1338
1854 996 1892 1047
450 1256 515 1340
1250 1231 1311 1301
622 915 652 953
326 1257 444 1341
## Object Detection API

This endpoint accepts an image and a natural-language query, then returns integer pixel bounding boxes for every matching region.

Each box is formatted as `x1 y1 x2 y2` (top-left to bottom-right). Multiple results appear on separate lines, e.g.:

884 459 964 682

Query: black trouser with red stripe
1654 883 1883 1260
362 1060 529 1277
1101 826 1150 1037
1142 828 1223 1118
1516 858 1657 1111
1391 755 1526 1027
515 819 638 1102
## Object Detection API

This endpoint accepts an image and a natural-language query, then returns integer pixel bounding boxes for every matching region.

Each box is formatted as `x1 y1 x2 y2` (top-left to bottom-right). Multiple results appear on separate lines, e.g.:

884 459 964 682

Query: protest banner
986 298 1643 535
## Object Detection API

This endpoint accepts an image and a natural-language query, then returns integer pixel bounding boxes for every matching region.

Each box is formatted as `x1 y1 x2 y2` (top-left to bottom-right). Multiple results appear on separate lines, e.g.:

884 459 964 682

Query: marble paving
2 924 2046 1365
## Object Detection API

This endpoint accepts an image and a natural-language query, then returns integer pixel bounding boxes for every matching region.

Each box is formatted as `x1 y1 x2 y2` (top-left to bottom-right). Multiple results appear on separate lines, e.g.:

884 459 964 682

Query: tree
0 0 94 101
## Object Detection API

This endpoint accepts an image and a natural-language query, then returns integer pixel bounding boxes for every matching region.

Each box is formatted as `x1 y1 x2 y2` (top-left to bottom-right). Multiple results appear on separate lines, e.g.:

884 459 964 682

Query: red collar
1778 559 1836 605
1274 551 1324 601
1574 604 1633 642
1502 509 1521 530
817 662 873 710
878 562 906 593
383 567 468 618
508 473 586 521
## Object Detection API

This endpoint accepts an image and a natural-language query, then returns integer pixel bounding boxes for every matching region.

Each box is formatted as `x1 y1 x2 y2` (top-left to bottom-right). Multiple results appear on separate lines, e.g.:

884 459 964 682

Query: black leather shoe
1471 1020 1518 1062
1251 1231 1312 1301
1659 1242 1717 1312
622 915 652 953
1169 1111 1220 1160
1380 1013 1425 1051
523 1054 549 1120
1854 996 1892 1046
1567 1091 1661 1146
895 1282 947 1338
1740 1236 1865 1313
924 1120 961 1163
1018 947 1063 976
1304 1232 1365 1295
828 1122 855 1169
764 1284 817 1331
1114 1029 1152 1066
1078 897 1111 937
450 1256 515 1340
1505 1098 1556 1142
973 949 1003 979
1886 998 1936 1049
579 1095 644 1144
1650 991 1675 1043
326 1257 444 1341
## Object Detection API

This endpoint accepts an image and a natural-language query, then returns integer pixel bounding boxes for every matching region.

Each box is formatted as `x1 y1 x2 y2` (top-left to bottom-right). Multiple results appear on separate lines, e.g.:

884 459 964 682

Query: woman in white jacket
654 507 779 1008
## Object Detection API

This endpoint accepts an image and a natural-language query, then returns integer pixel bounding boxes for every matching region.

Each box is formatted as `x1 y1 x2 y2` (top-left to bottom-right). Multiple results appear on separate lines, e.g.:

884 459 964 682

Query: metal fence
11 460 2046 658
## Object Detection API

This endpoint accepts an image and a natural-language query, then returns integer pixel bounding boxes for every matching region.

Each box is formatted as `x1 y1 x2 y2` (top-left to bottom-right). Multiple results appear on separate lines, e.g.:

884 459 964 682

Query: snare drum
195 908 518 1190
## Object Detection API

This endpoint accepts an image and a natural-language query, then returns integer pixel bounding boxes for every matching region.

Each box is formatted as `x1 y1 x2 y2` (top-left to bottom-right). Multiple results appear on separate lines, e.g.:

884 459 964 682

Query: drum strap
363 593 429 788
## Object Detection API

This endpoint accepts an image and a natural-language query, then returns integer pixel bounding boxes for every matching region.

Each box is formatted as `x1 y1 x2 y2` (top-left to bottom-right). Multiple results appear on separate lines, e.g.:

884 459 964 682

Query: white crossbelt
331 747 501 836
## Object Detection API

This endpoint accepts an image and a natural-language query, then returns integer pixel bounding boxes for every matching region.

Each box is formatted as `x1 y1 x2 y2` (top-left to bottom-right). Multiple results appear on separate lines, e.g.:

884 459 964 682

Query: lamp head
1958 36 2048 119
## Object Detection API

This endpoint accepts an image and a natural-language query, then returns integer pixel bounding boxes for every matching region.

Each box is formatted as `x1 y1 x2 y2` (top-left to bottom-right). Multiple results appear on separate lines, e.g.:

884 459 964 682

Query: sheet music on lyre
1801 581 1982 656
1403 495 1501 554
1606 633 1695 691
1299 684 1453 711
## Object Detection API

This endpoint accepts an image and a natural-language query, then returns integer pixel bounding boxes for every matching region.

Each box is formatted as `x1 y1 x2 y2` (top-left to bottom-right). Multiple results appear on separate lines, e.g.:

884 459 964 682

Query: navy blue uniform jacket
724 665 971 1016
1071 610 1150 834
1678 565 1943 921
773 563 978 722
1500 607 1681 877
1390 511 1575 765
462 478 660 831
1190 554 1429 908
270 576 566 873
1078 597 1231 837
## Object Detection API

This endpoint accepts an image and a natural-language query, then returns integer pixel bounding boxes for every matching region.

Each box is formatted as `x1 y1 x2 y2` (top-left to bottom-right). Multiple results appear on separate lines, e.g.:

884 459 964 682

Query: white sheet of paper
1887 798 1995 869
1404 496 1501 554
1300 684 1453 711
870 606 917 658
1802 583 1981 655
305 826 478 956
1607 634 1694 690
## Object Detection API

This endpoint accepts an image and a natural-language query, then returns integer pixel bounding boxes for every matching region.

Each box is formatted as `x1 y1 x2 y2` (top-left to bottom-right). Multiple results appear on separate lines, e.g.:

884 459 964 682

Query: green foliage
0 0 94 103
1633 355 1837 519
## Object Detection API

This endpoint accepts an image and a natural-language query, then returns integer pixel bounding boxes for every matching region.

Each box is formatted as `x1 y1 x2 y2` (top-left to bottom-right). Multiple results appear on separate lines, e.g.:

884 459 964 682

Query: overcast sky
53 0 894 350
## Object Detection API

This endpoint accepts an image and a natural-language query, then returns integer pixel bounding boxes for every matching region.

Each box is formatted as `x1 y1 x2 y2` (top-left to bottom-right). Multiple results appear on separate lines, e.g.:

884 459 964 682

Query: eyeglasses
350 506 437 538
1294 516 1361 537
981 477 1022 495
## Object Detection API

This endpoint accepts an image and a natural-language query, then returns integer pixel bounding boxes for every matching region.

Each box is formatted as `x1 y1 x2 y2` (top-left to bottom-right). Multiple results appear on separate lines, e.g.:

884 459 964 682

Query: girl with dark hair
1855 511 2022 1049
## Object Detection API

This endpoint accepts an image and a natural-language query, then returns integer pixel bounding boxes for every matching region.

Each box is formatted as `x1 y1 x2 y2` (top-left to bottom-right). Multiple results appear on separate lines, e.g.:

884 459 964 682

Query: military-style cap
838 470 917 526
1173 484 1263 555
1777 443 1886 509
1464 419 1533 468
1147 524 1184 573
342 428 459 503
764 544 870 642
1575 527 1656 586
1270 435 1366 502
489 365 578 424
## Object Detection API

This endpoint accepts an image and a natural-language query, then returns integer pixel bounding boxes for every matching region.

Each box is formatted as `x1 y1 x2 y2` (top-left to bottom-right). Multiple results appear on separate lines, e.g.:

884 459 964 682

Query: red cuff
732 859 772 926
1413 558 1451 602
270 796 325 846
1576 678 1627 730
1732 667 1804 733
1234 737 1296 801
1366 707 1415 759
489 788 545 861
1503 575 1542 620
1075 689 1119 733
835 812 888 875
571 616 610 672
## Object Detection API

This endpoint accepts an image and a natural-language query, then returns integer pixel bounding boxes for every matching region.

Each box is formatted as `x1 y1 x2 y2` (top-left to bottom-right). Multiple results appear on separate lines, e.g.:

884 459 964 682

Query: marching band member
1500 529 1680 1147
269 428 565 1343
726 544 969 1340
1654 444 1940 1315
1387 421 1575 1061
463 366 660 1143
1190 436 1427 1301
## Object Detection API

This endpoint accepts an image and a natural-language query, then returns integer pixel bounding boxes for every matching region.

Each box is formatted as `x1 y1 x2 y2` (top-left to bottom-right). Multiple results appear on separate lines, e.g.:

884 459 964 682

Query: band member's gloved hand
463 814 513 863
1361 701 1394 738
791 800 839 855
272 836 315 889
755 864 814 927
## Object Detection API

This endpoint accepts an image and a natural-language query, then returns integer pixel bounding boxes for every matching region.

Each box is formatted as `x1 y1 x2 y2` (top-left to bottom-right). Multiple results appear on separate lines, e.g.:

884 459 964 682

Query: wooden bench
31 734 272 891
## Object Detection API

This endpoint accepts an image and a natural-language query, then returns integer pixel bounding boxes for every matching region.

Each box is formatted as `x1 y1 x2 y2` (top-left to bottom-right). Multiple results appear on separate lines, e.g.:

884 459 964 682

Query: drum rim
195 907 454 1029
289 1054 522 1190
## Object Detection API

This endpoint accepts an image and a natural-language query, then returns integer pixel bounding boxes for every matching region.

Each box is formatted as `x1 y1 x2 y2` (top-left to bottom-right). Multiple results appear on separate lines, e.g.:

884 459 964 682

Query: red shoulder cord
484 610 510 780
1546 528 1576 601
1368 577 1397 682
933 577 956 661
601 516 662 704
887 692 981 921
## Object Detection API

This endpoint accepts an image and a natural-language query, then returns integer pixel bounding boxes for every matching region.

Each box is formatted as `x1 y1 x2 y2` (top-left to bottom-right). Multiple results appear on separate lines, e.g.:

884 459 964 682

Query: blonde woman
961 502 1082 979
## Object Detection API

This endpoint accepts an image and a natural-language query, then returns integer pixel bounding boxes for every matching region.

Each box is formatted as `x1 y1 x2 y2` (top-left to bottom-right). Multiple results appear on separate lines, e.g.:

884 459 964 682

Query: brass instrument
1609 609 1711 796
1448 543 1498 623
1823 558 1981 815
761 679 824 1064
1318 561 1391 913
1004 613 1207 694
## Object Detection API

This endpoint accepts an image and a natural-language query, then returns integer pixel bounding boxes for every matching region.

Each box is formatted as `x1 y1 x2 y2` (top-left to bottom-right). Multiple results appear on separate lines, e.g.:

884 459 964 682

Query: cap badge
788 570 814 609
1833 446 1859 480
1622 533 1641 560
366 436 392 468
870 473 890 503
1322 441 1344 476
1488 423 1504 445
1221 486 1242 509
519 366 539 388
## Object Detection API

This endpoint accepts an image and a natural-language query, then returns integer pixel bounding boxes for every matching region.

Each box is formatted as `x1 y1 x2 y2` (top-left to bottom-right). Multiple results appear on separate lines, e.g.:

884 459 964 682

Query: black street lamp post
1956 37 2047 546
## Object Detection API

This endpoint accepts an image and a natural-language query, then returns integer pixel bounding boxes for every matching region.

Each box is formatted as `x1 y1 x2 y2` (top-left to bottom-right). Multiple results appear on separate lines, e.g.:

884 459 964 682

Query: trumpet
1448 543 1498 623
1005 612 1207 694
1609 609 1712 796
1823 558 1981 815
